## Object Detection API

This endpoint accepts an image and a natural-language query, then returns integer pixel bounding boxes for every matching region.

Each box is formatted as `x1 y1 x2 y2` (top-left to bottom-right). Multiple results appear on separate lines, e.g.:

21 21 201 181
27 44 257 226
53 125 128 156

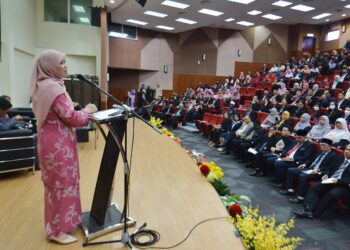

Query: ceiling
104 0 350 33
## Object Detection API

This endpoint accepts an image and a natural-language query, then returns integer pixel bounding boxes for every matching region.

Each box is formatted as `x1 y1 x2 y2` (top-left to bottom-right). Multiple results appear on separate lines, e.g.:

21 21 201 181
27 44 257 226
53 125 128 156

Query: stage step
179 123 199 133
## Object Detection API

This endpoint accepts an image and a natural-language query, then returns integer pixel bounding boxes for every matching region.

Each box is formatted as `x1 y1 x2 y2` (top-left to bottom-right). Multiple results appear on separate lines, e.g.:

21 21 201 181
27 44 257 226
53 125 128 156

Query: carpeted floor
171 127 350 250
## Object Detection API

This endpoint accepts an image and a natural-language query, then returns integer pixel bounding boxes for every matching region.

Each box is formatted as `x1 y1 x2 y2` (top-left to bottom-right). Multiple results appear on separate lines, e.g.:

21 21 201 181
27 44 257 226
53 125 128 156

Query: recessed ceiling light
144 10 168 18
156 25 175 30
272 1 292 7
247 10 262 15
227 0 255 4
73 5 85 13
225 18 235 22
198 8 224 16
176 18 197 24
126 19 148 26
237 21 254 26
262 14 282 20
342 13 347 17
325 19 330 22
346 4 350 8
109 0 115 3
312 13 332 19
161 0 189 9
291 4 315 12
79 17 90 24
109 32 128 38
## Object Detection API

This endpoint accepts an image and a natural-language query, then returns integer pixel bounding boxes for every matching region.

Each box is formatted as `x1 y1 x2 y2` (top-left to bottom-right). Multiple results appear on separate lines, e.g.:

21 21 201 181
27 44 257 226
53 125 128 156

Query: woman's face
336 121 343 129
319 117 325 125
58 58 68 78
300 114 307 122
234 115 239 121
282 113 287 120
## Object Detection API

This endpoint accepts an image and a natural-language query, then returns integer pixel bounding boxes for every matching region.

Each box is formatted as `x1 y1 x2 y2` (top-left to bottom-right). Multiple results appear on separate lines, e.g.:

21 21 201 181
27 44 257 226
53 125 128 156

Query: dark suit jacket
243 111 257 122
326 156 350 188
285 140 315 164
248 127 266 147
337 99 350 110
305 151 339 175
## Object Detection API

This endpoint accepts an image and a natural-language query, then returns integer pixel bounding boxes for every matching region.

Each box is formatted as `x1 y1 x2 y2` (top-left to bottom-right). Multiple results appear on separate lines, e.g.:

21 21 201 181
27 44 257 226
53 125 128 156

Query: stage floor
0 119 244 250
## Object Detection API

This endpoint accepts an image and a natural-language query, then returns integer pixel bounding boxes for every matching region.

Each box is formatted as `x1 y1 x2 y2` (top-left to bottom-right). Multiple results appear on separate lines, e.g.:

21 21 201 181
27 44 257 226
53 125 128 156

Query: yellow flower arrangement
231 208 303 250
150 116 163 128
206 161 224 180
160 128 174 137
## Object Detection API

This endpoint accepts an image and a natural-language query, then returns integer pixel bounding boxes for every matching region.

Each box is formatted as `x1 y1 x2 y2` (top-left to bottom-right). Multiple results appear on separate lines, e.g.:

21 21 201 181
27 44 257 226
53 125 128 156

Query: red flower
199 164 210 176
228 204 243 217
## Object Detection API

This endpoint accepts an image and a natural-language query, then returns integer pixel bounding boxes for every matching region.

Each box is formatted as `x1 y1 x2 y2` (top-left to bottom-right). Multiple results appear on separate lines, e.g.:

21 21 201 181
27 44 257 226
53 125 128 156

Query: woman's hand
84 103 98 114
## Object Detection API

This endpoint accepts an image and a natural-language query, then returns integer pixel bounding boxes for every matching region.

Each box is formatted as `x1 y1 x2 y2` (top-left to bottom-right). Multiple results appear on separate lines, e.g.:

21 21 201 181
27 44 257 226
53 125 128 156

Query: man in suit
271 129 315 188
243 105 257 123
331 75 343 90
293 143 350 219
169 104 185 128
336 92 350 111
279 138 339 203
250 126 295 177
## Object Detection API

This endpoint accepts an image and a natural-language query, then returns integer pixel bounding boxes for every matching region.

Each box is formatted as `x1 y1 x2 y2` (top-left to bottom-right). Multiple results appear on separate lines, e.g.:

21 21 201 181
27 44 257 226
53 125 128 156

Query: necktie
310 152 326 170
286 143 301 157
331 160 349 179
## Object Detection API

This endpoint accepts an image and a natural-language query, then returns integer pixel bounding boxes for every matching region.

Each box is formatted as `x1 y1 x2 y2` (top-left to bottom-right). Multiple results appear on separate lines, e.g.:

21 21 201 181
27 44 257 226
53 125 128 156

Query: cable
133 216 228 249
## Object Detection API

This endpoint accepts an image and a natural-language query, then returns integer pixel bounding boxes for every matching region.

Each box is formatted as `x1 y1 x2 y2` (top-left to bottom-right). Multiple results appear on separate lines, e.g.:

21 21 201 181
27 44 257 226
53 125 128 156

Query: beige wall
320 18 350 51
0 0 36 106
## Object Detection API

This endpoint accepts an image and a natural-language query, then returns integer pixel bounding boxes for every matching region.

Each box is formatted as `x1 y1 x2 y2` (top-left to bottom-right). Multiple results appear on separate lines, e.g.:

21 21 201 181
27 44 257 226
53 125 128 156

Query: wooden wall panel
234 62 272 76
173 74 227 95
162 90 173 99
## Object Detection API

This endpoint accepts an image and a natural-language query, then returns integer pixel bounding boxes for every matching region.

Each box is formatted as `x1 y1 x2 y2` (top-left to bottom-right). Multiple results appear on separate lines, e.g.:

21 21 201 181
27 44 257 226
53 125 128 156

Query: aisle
172 128 350 250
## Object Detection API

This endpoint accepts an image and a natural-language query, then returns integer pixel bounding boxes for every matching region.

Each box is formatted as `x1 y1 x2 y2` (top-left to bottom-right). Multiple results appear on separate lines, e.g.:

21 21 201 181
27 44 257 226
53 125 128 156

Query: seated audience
0 97 24 131
261 108 279 129
271 129 315 188
275 111 291 131
324 118 350 145
208 112 231 147
293 113 311 134
308 116 331 142
249 126 295 177
280 138 337 203
293 144 350 219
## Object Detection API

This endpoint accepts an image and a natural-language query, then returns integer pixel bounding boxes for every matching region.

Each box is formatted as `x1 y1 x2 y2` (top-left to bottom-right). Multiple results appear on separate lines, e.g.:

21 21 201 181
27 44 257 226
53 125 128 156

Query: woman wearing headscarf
275 111 292 131
307 115 332 141
278 82 287 96
324 118 350 145
293 113 311 134
261 108 279 129
30 50 97 244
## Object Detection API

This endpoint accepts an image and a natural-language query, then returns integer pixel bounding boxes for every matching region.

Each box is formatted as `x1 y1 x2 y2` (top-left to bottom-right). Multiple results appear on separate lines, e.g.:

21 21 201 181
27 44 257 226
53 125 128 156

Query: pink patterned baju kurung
38 93 89 237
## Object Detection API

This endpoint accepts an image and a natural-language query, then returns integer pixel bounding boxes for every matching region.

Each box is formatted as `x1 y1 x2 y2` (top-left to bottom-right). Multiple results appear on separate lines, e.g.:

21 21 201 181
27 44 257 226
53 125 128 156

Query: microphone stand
78 75 158 249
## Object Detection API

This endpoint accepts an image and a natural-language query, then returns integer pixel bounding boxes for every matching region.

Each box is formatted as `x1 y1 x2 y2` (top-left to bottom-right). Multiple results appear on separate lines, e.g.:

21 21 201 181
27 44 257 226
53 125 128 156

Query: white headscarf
324 118 350 143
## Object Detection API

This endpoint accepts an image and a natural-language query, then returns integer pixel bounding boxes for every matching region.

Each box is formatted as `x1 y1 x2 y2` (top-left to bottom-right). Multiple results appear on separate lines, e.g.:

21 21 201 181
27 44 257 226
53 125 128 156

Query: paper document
247 148 258 155
321 178 336 184
302 170 313 174
90 108 123 121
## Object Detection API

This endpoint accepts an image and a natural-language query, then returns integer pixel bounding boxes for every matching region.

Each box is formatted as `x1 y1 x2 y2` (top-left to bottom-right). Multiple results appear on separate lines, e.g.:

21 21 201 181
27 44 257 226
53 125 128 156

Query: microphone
76 74 162 134
77 74 125 108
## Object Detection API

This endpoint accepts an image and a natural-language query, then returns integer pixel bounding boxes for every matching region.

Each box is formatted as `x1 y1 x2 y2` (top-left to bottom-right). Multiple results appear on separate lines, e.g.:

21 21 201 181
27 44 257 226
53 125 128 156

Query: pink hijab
29 49 73 130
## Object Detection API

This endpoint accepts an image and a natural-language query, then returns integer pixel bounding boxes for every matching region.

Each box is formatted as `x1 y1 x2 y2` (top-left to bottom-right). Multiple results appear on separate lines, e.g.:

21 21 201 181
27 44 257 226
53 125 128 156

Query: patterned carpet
171 127 350 250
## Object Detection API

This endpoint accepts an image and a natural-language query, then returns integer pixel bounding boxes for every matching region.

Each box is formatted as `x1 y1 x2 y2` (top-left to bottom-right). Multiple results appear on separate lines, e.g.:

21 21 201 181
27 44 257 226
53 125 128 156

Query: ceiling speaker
135 0 147 7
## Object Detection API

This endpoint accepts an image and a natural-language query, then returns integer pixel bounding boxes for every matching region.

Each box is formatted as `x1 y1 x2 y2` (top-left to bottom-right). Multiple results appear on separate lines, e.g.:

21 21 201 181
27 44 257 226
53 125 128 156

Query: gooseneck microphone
76 74 161 133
